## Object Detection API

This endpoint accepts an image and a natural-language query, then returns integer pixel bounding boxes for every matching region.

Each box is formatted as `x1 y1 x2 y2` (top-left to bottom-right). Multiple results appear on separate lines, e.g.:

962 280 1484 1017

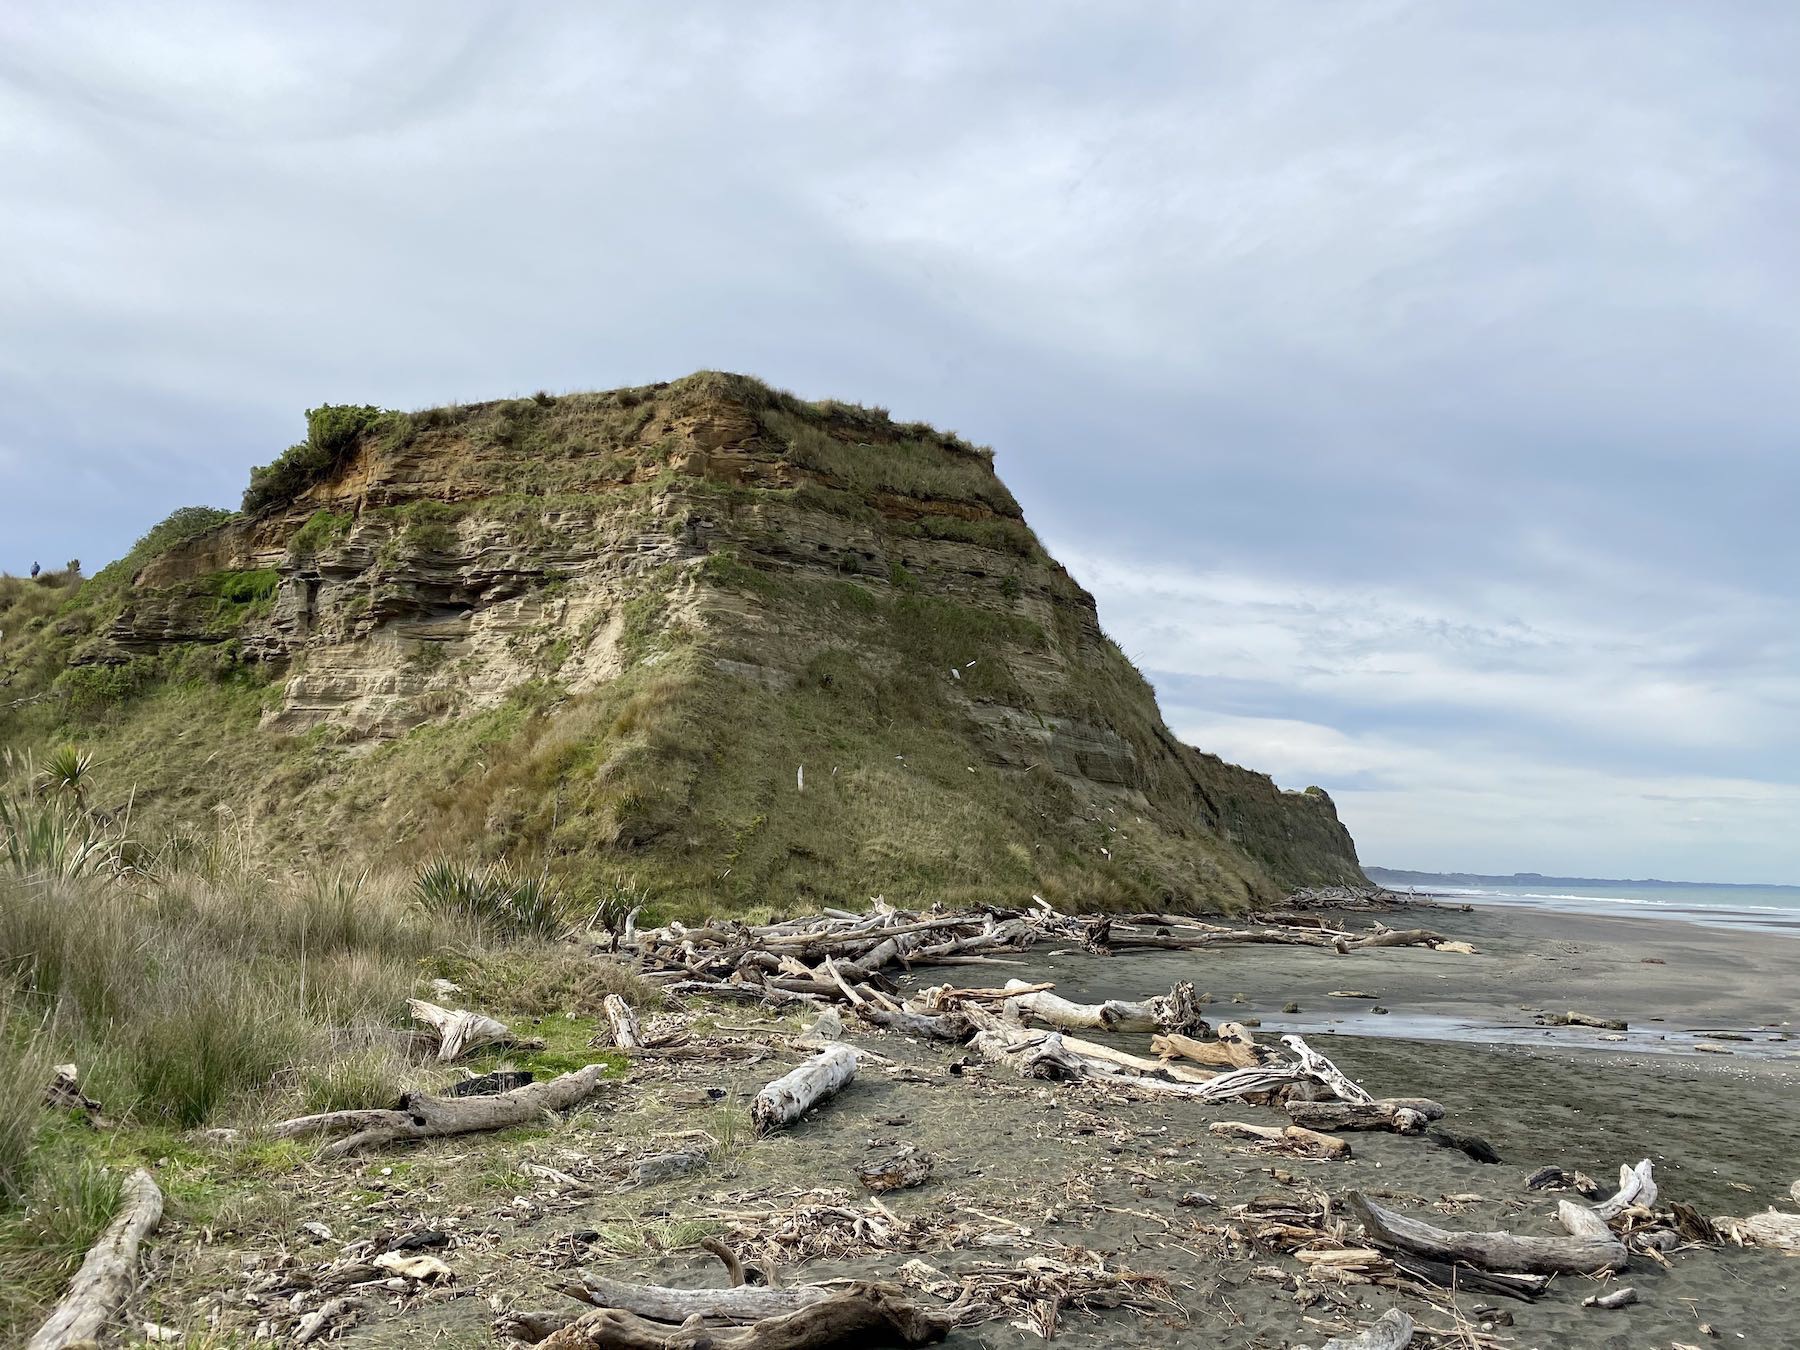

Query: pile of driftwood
662 963 1438 1142
609 899 1467 1135
1216 1156 1760 1347
626 899 1471 1015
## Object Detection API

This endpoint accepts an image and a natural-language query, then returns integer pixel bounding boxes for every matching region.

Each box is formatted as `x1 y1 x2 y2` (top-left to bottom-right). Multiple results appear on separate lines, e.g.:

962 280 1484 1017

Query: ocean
1401 880 1800 935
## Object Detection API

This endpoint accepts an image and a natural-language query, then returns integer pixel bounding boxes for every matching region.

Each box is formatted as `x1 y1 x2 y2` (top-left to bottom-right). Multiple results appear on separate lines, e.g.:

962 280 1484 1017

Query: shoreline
1087 897 1798 1068
1388 883 1800 936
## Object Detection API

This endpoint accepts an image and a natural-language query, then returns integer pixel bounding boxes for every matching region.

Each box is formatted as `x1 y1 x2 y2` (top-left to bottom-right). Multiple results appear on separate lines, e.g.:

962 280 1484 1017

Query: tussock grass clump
413 857 572 942
292 1035 411 1116
0 861 459 1127
430 945 660 1019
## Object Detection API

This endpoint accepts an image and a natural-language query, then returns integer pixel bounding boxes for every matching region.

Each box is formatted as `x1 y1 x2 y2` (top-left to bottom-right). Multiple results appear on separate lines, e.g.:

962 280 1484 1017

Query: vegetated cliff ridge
0 373 1364 914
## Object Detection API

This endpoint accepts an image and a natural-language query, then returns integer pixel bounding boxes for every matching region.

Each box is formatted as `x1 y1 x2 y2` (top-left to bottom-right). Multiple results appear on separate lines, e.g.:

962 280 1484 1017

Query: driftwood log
406 998 541 1061
1001 979 1206 1036
1333 926 1446 953
751 1045 859 1133
1153 1020 1264 1069
539 1281 955 1350
1720 1209 1800 1251
27 1168 164 1350
628 904 1469 1013
1582 1286 1638 1310
559 1272 829 1321
1039 1029 1217 1084
1280 1035 1375 1104
1538 1010 1628 1031
602 994 644 1051
854 1005 971 1042
1348 1191 1627 1275
1209 1120 1351 1160
970 1025 1090 1081
269 1063 607 1156
1556 1199 1614 1241
1284 1100 1439 1135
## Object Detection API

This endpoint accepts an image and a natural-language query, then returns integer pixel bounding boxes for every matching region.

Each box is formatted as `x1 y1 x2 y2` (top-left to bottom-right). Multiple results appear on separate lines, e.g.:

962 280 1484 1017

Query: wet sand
1006 901 1800 1064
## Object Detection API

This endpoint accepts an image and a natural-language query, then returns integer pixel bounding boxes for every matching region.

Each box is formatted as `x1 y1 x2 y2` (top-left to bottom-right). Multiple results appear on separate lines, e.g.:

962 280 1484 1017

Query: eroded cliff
1 372 1364 914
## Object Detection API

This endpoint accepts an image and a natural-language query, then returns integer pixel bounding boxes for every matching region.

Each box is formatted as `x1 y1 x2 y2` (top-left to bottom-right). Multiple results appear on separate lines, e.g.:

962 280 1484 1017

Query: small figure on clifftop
30 561 39 578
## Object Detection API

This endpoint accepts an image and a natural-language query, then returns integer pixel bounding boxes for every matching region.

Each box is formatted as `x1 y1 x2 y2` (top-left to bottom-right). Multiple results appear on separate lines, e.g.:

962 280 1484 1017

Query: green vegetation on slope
0 370 1363 925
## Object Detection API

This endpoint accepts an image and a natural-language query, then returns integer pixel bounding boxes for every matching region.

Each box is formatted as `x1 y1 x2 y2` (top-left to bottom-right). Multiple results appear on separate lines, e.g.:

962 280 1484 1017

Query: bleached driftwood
601 994 643 1051
1719 1209 1800 1251
1592 1159 1657 1220
1208 1120 1351 1161
1320 1308 1415 1350
1279 1035 1375 1105
1557 1200 1614 1241
1582 1286 1638 1310
975 1019 1304 1100
1348 1191 1627 1275
1043 1030 1216 1083
855 1005 972 1043
751 1045 859 1133
1001 979 1206 1036
628 906 1470 1034
560 1271 829 1321
1285 1100 1438 1135
539 1280 955 1350
961 1006 1218 1089
970 1026 1090 1081
1154 1020 1264 1069
1332 926 1446 953
27 1168 164 1350
269 1063 607 1156
407 998 540 1062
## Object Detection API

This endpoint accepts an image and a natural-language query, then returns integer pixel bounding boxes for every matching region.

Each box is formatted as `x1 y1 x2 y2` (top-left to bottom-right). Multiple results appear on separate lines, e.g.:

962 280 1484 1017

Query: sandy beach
141 895 1800 1349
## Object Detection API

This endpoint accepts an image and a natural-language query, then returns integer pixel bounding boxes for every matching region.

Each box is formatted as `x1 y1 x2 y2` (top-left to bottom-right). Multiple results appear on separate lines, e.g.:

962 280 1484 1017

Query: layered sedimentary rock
70 372 1364 910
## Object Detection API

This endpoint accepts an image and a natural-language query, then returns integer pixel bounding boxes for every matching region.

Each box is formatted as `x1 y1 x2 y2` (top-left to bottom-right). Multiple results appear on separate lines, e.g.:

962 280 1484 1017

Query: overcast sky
4 3 1796 882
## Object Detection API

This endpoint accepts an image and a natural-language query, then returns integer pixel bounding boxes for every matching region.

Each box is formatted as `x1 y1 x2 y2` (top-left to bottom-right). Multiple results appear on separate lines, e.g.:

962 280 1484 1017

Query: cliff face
27 373 1364 913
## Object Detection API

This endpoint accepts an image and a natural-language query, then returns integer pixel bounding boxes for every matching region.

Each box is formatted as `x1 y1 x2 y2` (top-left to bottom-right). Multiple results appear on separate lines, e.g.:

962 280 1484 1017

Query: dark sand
160 901 1800 1349
1022 901 1800 1063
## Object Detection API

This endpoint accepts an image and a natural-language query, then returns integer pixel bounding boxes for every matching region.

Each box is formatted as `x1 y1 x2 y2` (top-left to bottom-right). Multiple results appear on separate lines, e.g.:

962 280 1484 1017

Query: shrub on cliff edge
242 404 386 515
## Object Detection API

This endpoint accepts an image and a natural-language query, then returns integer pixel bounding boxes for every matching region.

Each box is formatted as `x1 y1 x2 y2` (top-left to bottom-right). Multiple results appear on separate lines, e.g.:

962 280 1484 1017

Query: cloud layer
3 3 1793 880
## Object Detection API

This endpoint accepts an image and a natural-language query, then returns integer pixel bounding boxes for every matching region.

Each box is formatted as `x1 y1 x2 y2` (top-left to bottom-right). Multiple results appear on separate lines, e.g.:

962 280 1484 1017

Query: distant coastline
1365 866 1800 936
1367 866 1795 892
